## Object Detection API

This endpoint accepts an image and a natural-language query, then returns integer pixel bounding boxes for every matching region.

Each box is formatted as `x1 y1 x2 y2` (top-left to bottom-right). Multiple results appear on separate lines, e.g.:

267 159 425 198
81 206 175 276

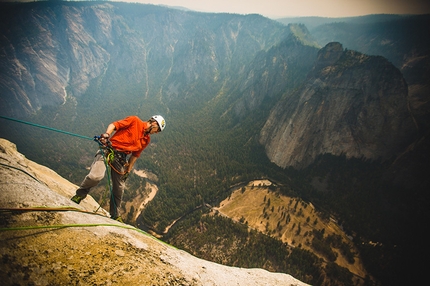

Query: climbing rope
95 145 114 214
93 137 120 217
0 115 93 141
0 115 118 217
0 206 175 248
0 206 107 217
0 206 148 235
0 116 149 245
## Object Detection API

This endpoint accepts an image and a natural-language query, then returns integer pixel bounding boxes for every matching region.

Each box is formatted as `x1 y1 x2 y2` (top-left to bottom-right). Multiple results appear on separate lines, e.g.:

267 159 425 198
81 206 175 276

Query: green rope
95 180 111 214
0 115 123 220
0 206 176 248
0 223 115 231
96 147 116 216
0 115 116 215
0 206 107 217
0 223 137 232
0 223 175 248
0 115 93 141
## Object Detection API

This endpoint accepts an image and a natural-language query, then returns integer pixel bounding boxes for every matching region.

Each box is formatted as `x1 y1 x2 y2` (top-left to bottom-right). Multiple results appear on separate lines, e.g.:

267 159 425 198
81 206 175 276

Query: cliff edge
0 138 308 286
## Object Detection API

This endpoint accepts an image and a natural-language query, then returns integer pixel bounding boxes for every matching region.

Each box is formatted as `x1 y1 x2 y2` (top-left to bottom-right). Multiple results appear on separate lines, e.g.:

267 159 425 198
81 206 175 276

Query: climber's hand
100 133 110 145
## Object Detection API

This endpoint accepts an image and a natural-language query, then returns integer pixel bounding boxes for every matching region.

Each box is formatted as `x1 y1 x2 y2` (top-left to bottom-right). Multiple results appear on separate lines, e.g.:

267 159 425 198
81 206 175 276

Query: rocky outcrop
0 138 309 286
0 2 288 117
260 42 416 169
231 24 319 119
0 3 112 116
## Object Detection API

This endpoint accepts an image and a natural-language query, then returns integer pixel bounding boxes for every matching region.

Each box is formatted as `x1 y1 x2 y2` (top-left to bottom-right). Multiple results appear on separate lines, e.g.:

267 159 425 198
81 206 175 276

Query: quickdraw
93 135 127 175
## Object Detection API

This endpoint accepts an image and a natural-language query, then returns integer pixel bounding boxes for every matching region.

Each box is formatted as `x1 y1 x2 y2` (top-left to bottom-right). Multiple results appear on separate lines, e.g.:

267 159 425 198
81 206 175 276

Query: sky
119 0 430 18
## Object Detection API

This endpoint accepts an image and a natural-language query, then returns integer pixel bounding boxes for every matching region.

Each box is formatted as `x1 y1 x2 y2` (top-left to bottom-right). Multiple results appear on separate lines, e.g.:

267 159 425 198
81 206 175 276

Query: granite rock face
260 42 416 169
0 138 309 286
0 4 112 115
0 3 288 117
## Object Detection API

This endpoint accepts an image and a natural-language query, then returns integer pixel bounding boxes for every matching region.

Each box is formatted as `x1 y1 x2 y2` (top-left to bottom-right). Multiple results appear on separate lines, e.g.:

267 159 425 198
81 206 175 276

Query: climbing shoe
71 195 83 204
112 216 124 223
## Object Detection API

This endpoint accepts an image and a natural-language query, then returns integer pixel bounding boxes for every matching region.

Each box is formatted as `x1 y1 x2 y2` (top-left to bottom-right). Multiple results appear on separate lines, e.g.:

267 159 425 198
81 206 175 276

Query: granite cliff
260 42 416 169
1 4 428 284
0 2 288 117
0 138 308 286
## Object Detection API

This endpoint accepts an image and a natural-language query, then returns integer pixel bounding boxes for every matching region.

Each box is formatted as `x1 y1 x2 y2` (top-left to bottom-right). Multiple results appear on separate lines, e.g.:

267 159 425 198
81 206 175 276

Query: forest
1 3 429 285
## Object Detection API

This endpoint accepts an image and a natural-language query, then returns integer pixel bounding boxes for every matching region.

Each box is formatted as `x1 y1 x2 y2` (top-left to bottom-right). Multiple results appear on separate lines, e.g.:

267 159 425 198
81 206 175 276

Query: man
71 115 165 222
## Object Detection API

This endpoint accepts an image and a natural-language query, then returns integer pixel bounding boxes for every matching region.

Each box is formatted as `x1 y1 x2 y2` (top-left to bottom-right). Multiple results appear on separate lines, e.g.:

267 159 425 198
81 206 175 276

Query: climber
71 115 165 222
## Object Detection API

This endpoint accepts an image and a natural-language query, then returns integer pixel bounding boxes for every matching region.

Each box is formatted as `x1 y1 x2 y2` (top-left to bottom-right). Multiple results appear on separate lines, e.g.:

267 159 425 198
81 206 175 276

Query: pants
76 150 127 219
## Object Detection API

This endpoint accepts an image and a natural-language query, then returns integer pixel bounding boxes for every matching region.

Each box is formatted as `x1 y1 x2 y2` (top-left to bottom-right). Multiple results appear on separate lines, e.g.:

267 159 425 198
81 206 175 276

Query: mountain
0 138 309 286
308 14 430 132
278 14 430 133
0 2 289 117
260 42 415 169
226 24 320 121
0 2 429 285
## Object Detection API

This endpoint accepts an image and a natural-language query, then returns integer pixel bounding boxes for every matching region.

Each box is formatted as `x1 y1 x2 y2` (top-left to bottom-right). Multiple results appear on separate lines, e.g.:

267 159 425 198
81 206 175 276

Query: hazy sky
120 0 430 18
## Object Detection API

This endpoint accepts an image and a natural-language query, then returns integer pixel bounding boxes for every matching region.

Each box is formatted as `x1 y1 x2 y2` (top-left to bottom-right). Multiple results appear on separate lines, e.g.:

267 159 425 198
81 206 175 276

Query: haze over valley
0 2 429 285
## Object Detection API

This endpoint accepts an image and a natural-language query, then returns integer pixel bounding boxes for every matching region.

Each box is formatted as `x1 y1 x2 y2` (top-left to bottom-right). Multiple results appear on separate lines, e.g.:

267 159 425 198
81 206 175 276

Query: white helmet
151 115 166 131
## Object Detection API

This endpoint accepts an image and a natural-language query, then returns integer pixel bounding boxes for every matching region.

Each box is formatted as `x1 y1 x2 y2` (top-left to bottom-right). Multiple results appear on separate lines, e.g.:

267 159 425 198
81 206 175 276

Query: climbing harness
0 115 125 218
0 114 169 244
94 135 128 176
93 135 129 218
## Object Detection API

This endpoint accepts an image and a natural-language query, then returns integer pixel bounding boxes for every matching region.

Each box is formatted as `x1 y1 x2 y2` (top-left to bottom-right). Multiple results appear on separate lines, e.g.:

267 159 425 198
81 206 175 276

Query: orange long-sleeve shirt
110 116 150 157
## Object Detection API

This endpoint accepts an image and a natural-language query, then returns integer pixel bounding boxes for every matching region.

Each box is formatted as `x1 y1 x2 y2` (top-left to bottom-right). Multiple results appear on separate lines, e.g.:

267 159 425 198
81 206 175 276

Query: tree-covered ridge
165 208 359 286
1 3 429 285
